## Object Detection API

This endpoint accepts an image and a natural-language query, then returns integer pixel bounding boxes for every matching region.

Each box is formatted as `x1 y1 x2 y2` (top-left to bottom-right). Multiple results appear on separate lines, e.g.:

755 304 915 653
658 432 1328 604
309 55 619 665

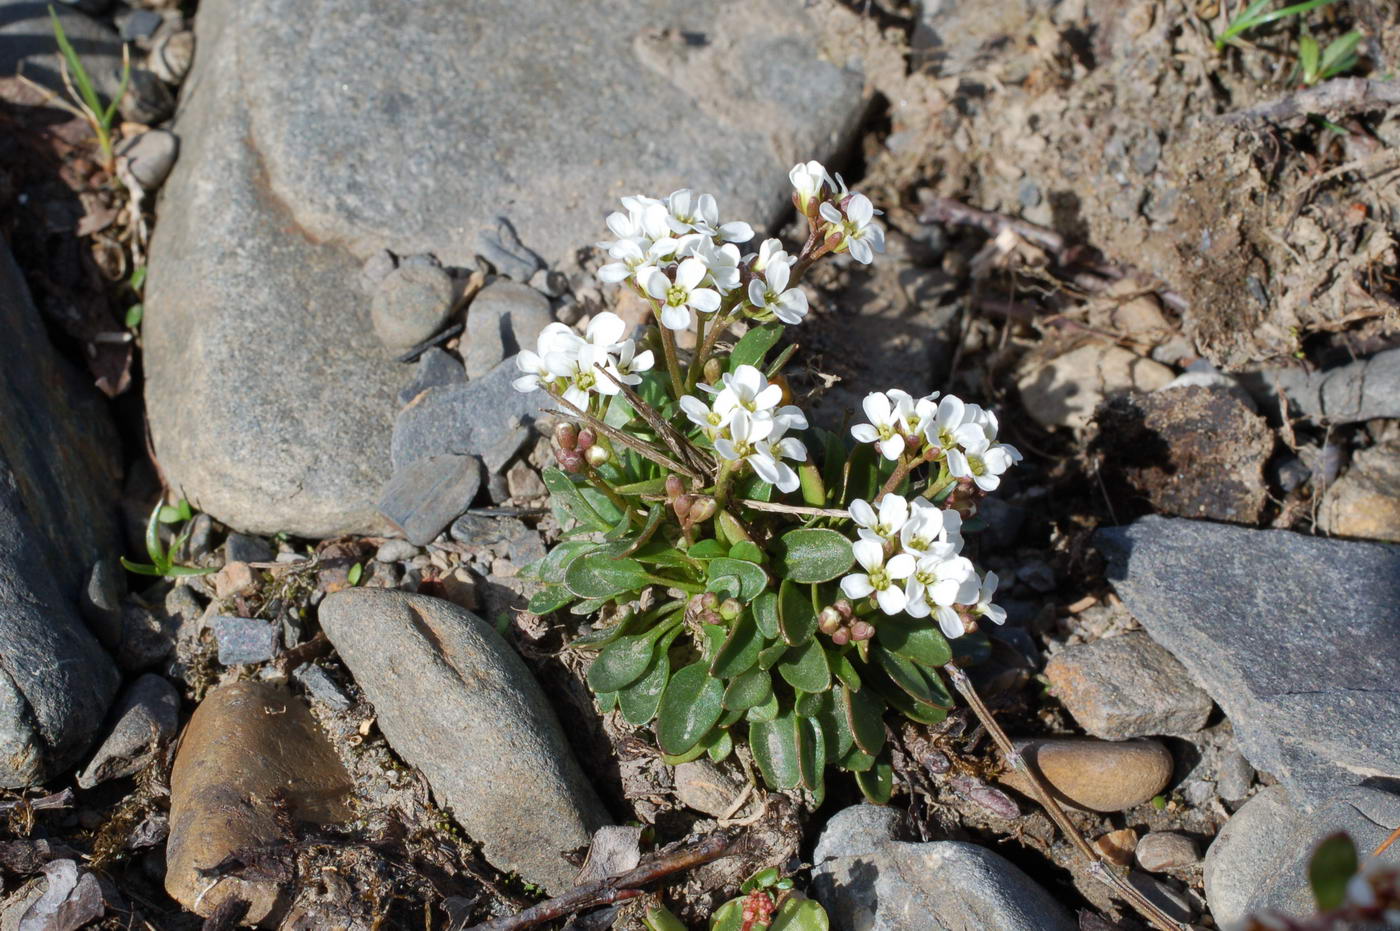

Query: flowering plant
516 161 1019 802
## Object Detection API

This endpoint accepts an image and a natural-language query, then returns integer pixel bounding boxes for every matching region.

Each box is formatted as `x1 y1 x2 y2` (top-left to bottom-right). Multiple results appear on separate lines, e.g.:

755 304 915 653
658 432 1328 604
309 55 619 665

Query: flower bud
834 599 853 619
701 591 719 610
702 610 723 626
576 428 596 451
818 606 843 635
665 475 684 501
584 445 610 467
558 449 585 473
687 496 717 523
851 620 875 641
554 422 578 450
672 494 694 520
719 598 742 621
831 628 850 646
703 357 724 385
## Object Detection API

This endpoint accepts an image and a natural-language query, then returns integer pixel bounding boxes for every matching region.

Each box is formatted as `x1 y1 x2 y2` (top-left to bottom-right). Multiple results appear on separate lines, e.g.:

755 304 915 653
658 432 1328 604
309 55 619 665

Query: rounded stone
1134 831 1199 872
370 264 454 353
998 737 1173 812
116 129 179 192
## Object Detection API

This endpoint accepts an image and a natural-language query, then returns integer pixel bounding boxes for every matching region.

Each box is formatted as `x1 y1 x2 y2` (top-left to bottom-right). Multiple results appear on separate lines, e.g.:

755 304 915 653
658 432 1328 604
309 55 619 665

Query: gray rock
116 129 179 192
1097 516 1400 807
359 249 397 294
477 218 543 283
224 532 274 564
392 359 541 474
1317 434 1400 543
811 816 1076 931
1216 749 1256 802
143 0 864 538
1204 785 1400 926
397 346 465 405
0 3 126 98
117 9 163 40
119 68 175 124
1245 347 1400 425
1127 872 1196 923
1044 632 1213 739
319 589 609 893
293 664 350 711
1134 832 1199 873
210 615 280 665
147 28 194 85
378 454 482 546
77 674 179 788
370 263 455 353
374 539 421 564
15 859 103 931
463 281 553 379
0 245 122 787
114 599 180 671
812 804 902 865
80 557 126 648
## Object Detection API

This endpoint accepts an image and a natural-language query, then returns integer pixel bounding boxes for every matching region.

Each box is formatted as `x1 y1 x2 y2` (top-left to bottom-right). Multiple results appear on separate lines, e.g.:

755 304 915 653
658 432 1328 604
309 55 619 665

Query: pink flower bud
851 621 875 641
831 628 851 646
554 422 578 451
665 475 684 501
719 598 742 621
687 496 717 523
701 591 719 610
818 606 843 635
673 494 694 519
558 450 585 473
576 428 596 451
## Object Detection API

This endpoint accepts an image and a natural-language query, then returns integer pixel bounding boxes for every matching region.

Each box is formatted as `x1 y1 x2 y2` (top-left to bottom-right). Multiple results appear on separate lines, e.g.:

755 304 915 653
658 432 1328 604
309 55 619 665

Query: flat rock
144 0 865 537
1045 631 1213 739
812 804 1075 931
1204 785 1400 926
1094 386 1273 523
319 589 608 892
397 347 464 405
463 281 553 379
0 244 121 787
998 737 1173 812
76 674 179 789
1097 516 1400 807
1246 347 1400 425
211 615 280 665
392 359 541 474
166 681 353 924
1134 832 1199 873
0 3 127 99
1017 340 1174 430
377 453 482 546
1318 434 1400 542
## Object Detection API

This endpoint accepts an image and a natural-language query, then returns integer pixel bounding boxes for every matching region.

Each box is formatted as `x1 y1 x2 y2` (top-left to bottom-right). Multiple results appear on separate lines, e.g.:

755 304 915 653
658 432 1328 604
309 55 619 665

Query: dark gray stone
378 454 482 546
211 615 279 665
477 218 542 283
392 359 541 475
0 3 125 98
80 557 126 648
811 804 1075 931
143 0 865 538
0 244 121 787
293 663 351 711
114 599 180 670
117 9 163 40
1097 516 1400 807
76 674 179 788
119 68 175 124
463 281 552 379
1245 347 1400 425
116 129 178 192
319 589 609 893
397 346 464 405
223 532 274 565
370 263 455 353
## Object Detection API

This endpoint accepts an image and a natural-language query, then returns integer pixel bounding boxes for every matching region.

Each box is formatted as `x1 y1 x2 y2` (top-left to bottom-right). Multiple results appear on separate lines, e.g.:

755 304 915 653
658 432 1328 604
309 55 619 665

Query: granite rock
143 0 865 537
319 589 609 892
1318 435 1400 543
1045 632 1213 739
1098 516 1400 807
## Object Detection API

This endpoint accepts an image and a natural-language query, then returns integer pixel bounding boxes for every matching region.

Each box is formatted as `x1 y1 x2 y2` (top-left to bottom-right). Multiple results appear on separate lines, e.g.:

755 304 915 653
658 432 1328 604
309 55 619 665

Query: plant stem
657 320 685 400
713 460 739 510
941 663 1189 931
584 471 633 524
687 306 737 393
876 457 915 500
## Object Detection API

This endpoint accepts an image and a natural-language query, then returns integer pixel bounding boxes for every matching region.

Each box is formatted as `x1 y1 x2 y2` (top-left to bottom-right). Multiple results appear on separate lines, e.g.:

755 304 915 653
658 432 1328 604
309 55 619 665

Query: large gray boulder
1097 516 1400 808
144 0 866 537
0 244 121 787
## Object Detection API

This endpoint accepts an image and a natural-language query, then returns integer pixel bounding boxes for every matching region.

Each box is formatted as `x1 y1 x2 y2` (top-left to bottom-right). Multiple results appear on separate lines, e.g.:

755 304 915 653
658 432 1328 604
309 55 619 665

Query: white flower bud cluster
851 390 1022 492
680 365 808 492
511 311 653 409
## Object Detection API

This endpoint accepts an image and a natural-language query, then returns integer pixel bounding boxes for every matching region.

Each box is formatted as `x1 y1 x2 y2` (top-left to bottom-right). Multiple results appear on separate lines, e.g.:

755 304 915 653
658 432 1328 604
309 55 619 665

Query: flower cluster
511 312 653 410
680 365 808 492
838 492 1007 639
852 391 1023 492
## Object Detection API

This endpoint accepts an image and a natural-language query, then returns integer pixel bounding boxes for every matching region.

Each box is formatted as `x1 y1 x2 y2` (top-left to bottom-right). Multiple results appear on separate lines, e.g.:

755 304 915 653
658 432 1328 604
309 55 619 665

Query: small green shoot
1151 794 1168 811
347 562 363 586
46 5 131 173
1215 0 1339 50
1308 833 1358 910
1297 29 1363 85
120 499 217 578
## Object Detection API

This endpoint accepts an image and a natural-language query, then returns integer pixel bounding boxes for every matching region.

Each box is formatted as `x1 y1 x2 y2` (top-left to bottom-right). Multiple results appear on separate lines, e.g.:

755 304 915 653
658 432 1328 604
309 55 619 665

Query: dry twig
1220 77 1400 127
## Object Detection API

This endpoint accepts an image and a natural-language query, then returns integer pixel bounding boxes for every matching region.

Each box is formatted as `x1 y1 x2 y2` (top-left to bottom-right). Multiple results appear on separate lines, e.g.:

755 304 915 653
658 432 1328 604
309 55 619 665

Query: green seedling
45 5 132 172
1215 0 1338 50
1297 28 1363 85
120 499 217 578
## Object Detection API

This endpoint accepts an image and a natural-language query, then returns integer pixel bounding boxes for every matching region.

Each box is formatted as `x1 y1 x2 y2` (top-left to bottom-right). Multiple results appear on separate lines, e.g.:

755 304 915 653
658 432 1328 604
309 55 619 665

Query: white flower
639 258 721 331
789 160 833 212
711 365 784 419
749 426 807 493
612 338 654 386
511 322 585 394
850 391 908 460
512 349 554 394
662 189 753 243
694 239 743 293
751 238 795 274
552 342 619 410
887 388 938 438
597 238 651 284
679 393 731 442
969 571 1007 627
746 259 808 326
899 499 963 555
849 494 909 545
904 553 978 638
946 430 1017 492
819 193 885 265
926 394 974 450
839 539 915 615
714 408 773 464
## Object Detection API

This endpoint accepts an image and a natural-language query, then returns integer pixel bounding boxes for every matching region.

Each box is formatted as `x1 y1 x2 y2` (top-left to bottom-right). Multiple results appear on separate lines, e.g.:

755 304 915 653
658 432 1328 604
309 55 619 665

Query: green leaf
564 553 652 599
163 564 218 578
660 744 709 765
656 661 726 756
798 714 827 792
708 899 745 931
527 585 573 614
770 896 829 931
729 541 765 565
531 540 596 583
777 579 817 645
629 542 698 571
707 558 767 603
950 630 991 667
142 503 162 564
840 745 876 773
48 7 104 120
758 639 790 670
877 645 954 708
773 529 855 584
707 729 734 762
711 612 762 678
346 563 363 586
588 631 663 692
843 684 887 756
118 558 163 577
842 442 880 503
729 322 783 372
707 574 742 602
1298 33 1320 80
855 760 893 804
722 668 773 711
747 691 780 723
686 539 729 560
741 867 781 893
124 303 144 328
603 391 636 428
1308 833 1358 911
541 468 613 532
736 470 773 502
778 640 830 693
129 265 147 291
877 616 953 668
645 905 691 931
830 650 863 691
596 690 619 712
1319 30 1362 79
750 711 802 789
752 590 779 639
618 628 679 726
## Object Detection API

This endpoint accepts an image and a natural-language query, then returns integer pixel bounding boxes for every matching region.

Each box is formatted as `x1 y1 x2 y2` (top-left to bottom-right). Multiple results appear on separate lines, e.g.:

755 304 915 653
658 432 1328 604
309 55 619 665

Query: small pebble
375 539 421 563
999 737 1174 812
1215 749 1255 802
397 346 465 405
116 129 179 193
148 29 194 84
360 249 397 293
1093 828 1138 867
119 68 175 124
378 454 483 546
293 664 351 711
1135 832 1200 873
370 262 455 353
211 615 280 665
506 460 547 499
476 217 542 282
76 674 179 788
118 9 163 40
211 561 255 599
224 532 274 564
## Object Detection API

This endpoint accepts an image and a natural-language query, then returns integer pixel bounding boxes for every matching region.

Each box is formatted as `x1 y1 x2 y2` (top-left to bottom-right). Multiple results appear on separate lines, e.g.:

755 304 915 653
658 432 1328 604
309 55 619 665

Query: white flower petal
851 539 885 573
840 574 875 599
875 585 908 615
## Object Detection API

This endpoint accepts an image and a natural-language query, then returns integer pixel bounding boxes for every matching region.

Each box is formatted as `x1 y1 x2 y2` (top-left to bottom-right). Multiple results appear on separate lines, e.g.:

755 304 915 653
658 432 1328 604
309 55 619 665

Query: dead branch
463 831 742 931
919 197 1067 258
1219 77 1400 127
0 788 75 814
